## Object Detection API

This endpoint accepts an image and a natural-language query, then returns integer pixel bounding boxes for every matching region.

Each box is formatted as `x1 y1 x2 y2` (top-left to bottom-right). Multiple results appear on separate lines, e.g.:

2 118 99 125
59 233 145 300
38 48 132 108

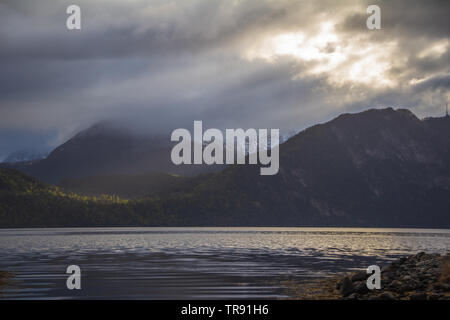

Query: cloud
0 0 448 159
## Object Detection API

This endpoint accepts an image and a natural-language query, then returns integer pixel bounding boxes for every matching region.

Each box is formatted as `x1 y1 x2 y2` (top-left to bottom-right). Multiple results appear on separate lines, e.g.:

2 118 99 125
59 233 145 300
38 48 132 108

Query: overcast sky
0 0 449 160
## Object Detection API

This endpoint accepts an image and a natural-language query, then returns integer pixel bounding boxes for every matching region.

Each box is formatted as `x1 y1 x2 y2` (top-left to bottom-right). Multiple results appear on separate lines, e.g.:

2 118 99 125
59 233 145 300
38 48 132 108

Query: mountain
3 149 48 163
1 108 449 228
1 121 223 183
183 108 450 227
58 172 204 199
0 168 179 228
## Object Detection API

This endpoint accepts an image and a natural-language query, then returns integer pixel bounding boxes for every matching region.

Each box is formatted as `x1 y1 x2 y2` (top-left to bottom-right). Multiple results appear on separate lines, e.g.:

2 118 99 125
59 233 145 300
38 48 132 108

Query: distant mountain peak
73 120 131 139
333 107 418 123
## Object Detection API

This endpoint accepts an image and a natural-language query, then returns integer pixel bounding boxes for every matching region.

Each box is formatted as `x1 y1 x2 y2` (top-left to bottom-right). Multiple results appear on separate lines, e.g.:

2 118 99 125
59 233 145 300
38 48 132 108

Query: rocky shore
336 252 450 300
291 252 450 300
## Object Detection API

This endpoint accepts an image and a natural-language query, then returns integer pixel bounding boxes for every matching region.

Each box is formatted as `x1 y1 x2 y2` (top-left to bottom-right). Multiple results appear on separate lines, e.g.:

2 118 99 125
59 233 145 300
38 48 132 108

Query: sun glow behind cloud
0 0 449 158
418 40 449 59
244 22 397 88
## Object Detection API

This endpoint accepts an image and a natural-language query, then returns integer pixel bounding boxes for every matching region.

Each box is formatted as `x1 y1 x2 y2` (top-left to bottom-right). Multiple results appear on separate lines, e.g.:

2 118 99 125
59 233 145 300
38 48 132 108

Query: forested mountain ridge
0 168 179 227
1 108 449 228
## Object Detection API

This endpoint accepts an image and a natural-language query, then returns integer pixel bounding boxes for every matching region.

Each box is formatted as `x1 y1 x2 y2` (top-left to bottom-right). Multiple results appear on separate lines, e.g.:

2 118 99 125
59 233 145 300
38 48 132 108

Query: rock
409 293 427 300
330 252 448 300
401 275 413 282
351 271 367 282
416 252 426 258
388 280 402 292
340 277 355 297
418 253 433 261
354 281 369 294
428 293 443 300
418 273 429 281
379 292 396 300
399 279 422 292
416 260 434 268
347 293 358 300
433 283 444 291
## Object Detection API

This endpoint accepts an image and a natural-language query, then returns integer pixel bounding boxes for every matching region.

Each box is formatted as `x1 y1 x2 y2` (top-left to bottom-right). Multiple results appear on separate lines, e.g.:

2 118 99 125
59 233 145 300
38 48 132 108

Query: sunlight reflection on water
0 227 448 299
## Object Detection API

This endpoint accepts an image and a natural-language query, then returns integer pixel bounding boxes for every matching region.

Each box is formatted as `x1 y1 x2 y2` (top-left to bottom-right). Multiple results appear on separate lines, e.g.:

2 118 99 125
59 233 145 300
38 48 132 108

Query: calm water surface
0 227 449 299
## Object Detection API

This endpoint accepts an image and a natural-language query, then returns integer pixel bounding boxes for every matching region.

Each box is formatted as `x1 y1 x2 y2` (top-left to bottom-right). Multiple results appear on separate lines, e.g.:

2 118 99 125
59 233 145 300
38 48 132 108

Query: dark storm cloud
0 0 297 60
339 0 450 38
0 0 449 160
414 74 450 92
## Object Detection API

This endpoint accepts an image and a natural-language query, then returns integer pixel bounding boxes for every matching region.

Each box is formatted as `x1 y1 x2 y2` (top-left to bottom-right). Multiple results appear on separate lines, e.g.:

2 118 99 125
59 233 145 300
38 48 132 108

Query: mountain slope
0 168 178 228
59 172 204 199
1 108 449 228
2 121 222 183
3 149 48 163
163 108 450 227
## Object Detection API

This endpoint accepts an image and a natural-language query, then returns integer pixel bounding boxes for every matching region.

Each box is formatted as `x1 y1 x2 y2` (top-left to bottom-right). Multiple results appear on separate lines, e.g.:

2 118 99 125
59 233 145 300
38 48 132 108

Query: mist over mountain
3 149 49 163
2 121 223 183
1 108 449 228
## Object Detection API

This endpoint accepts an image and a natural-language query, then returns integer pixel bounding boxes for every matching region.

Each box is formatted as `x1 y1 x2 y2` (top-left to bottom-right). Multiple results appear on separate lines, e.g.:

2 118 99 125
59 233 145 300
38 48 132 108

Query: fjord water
0 227 449 299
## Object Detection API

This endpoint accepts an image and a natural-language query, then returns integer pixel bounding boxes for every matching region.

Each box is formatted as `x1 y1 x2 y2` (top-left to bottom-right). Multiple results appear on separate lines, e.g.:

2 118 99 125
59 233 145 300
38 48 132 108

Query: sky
0 0 449 160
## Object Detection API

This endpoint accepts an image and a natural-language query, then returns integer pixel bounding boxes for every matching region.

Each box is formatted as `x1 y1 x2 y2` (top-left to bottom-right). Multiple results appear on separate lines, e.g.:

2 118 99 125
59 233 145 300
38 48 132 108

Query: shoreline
292 252 450 300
